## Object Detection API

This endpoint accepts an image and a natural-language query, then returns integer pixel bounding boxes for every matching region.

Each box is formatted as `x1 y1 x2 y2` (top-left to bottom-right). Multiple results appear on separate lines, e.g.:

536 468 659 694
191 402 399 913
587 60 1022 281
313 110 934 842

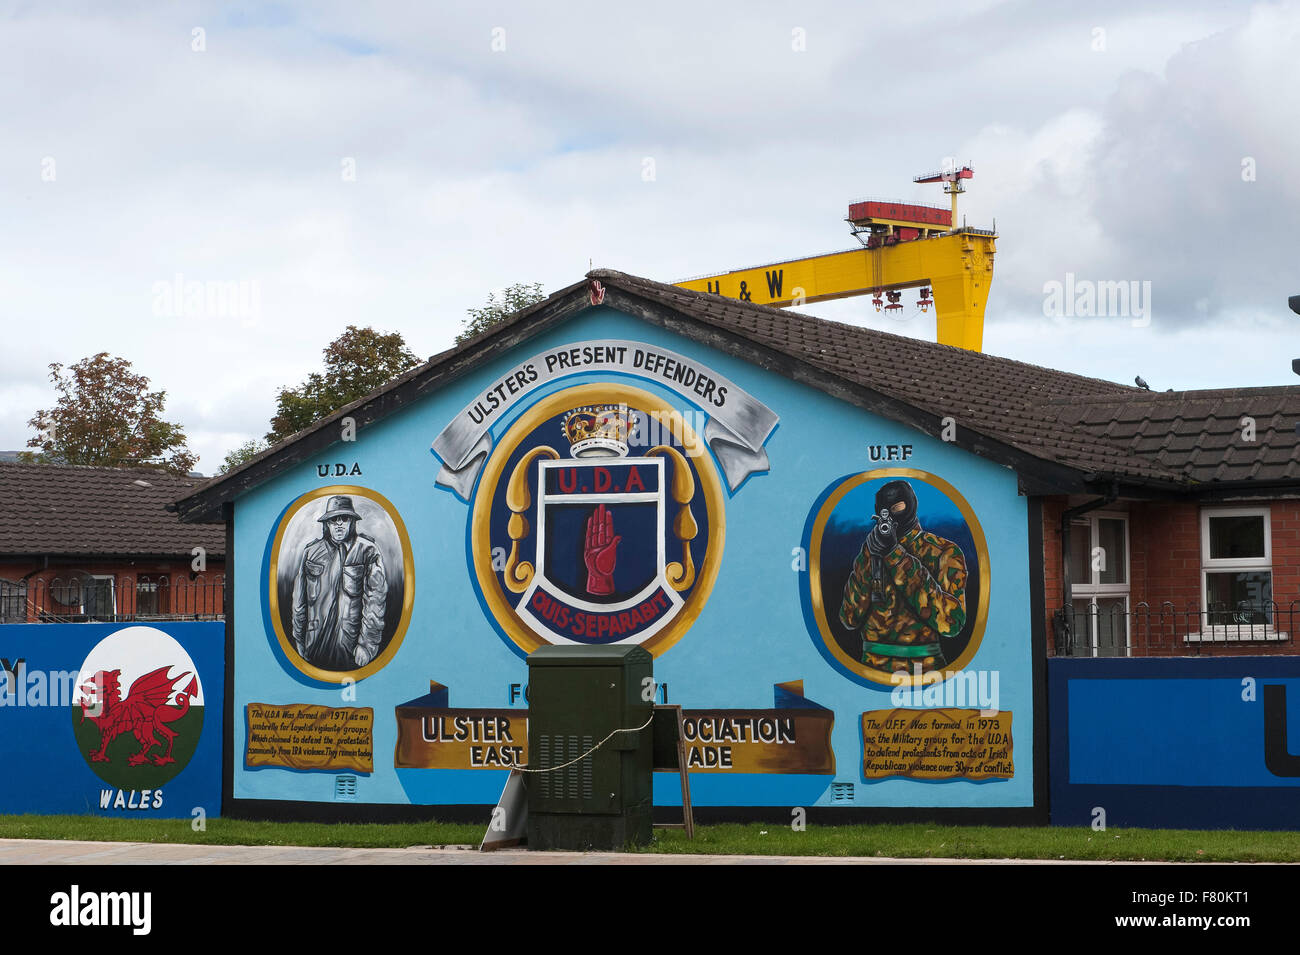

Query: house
0 461 226 622
172 269 1299 822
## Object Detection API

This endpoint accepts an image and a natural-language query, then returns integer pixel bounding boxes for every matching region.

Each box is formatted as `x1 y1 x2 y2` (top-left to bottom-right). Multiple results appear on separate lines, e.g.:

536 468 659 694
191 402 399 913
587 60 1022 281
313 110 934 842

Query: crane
673 166 997 352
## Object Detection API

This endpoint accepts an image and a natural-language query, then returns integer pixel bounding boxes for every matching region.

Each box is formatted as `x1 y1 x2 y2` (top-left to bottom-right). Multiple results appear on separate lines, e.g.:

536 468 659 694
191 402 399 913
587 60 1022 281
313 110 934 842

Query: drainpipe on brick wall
1057 481 1118 654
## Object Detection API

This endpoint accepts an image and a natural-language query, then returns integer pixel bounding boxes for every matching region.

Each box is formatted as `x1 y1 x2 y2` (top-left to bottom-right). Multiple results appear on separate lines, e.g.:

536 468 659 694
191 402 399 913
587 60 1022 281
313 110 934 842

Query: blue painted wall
1051 656 1300 829
0 621 223 818
231 307 1035 810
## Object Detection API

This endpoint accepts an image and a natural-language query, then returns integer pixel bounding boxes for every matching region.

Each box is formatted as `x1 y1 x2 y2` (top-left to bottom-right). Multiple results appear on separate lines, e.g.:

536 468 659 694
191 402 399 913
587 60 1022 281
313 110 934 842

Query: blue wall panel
1050 656 1300 830
0 621 223 818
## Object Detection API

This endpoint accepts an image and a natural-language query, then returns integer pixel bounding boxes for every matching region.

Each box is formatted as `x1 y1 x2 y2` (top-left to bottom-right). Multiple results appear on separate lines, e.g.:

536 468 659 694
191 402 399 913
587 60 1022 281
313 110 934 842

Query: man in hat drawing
291 495 387 670
839 479 967 675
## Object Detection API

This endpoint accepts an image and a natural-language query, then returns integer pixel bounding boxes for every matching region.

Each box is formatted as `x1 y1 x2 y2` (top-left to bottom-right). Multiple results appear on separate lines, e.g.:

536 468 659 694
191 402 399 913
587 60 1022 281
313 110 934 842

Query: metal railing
1051 600 1299 657
0 574 225 624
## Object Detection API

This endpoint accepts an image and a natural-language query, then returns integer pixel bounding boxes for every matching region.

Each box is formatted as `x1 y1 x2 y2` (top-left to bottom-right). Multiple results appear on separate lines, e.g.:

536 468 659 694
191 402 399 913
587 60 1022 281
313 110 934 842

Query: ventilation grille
537 734 594 803
334 775 359 801
830 782 854 803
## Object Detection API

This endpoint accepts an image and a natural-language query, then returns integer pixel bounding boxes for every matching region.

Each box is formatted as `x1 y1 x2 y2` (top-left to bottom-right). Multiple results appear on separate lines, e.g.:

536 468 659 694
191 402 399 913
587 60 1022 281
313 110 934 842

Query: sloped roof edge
176 269 1200 523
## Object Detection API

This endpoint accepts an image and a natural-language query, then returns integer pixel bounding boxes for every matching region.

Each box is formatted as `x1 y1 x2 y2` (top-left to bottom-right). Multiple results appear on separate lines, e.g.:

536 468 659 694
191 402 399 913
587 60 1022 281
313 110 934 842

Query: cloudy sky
2 0 1297 473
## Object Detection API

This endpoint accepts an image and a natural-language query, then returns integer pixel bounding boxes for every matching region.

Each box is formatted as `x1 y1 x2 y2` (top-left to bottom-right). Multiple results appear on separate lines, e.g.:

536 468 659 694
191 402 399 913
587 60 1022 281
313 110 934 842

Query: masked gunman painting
803 470 990 688
267 487 414 682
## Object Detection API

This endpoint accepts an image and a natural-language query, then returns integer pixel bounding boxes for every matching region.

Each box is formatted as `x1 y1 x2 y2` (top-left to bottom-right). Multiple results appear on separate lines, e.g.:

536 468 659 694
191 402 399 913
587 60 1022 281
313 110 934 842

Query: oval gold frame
807 468 991 687
471 383 725 658
268 485 415 684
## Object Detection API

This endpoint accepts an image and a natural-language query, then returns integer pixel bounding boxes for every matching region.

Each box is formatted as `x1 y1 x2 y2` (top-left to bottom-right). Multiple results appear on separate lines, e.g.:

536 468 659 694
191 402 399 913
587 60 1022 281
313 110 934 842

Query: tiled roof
1039 388 1300 484
592 270 1195 486
0 462 225 557
175 268 1300 521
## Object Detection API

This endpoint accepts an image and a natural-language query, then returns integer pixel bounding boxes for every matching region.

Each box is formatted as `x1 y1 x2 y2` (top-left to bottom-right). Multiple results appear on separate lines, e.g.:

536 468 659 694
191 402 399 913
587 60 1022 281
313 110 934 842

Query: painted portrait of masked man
838 479 968 675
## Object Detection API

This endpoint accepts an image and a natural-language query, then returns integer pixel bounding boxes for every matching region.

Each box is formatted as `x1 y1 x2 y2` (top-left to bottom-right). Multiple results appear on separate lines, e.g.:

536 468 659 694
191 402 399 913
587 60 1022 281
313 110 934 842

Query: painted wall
230 307 1036 812
1051 656 1300 830
0 621 222 818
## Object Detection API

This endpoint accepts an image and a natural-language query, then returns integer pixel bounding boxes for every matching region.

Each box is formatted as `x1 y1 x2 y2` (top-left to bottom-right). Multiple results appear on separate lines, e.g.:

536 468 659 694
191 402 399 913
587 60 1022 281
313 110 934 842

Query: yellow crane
674 166 997 352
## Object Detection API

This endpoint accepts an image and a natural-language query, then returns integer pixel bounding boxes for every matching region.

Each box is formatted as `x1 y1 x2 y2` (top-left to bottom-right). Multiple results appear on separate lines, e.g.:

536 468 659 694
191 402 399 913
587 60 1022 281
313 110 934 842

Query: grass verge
1 815 1297 861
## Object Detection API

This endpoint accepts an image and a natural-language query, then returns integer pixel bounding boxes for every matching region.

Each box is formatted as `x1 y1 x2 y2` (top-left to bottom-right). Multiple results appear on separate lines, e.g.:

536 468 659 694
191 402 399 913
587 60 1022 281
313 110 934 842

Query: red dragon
77 666 198 767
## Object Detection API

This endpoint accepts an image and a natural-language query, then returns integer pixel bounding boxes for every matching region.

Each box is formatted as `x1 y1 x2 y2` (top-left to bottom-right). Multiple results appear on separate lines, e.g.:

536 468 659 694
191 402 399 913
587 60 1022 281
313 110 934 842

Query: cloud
0 1 1293 470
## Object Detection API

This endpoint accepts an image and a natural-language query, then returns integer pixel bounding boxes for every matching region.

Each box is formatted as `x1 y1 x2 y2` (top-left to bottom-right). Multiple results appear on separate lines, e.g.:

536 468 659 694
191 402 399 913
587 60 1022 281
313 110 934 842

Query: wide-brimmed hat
318 495 362 522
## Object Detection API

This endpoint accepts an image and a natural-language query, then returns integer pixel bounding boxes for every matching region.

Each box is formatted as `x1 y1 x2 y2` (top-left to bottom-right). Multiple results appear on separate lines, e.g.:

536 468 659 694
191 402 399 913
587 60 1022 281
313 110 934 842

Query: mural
226 318 1035 813
802 470 990 687
267 485 414 683
72 626 204 793
433 342 779 657
0 621 222 817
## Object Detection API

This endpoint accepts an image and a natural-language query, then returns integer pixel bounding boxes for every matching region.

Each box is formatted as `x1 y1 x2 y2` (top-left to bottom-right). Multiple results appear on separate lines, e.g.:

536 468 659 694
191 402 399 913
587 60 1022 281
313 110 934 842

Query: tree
20 353 197 474
219 439 269 474
456 282 547 344
266 325 421 443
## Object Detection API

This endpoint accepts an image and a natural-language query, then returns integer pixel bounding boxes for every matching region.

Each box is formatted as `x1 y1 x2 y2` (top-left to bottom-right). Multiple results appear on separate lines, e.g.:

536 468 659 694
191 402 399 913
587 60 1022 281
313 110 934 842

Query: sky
1 0 1297 474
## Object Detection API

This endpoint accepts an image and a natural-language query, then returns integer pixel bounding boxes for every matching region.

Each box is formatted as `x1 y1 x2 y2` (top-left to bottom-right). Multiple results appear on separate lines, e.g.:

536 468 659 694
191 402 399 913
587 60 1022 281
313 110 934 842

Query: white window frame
1193 506 1283 642
1070 512 1131 656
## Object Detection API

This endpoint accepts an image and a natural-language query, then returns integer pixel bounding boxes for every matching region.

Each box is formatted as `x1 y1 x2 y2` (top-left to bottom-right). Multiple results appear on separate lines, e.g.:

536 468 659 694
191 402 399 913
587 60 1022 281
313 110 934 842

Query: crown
562 405 638 458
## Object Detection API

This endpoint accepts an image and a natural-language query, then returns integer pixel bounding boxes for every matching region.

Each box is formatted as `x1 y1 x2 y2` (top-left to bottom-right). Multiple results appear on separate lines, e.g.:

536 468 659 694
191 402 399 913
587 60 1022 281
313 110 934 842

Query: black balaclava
874 480 919 535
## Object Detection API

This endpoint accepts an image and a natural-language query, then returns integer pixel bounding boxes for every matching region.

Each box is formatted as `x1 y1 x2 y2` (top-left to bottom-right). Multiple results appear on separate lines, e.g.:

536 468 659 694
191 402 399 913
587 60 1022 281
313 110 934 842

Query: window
135 579 159 616
1196 507 1282 642
0 579 26 623
85 575 117 621
1070 513 1130 656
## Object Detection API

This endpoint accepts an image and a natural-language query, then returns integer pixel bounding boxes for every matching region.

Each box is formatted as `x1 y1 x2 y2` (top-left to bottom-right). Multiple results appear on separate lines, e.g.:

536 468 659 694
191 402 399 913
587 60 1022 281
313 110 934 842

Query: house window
0 579 26 623
1070 513 1130 656
85 575 117 621
136 579 159 616
1197 507 1281 641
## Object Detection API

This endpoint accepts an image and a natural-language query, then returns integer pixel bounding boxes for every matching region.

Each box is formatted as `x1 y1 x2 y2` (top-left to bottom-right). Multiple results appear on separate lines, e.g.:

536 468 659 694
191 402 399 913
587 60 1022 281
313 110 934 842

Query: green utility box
525 645 654 851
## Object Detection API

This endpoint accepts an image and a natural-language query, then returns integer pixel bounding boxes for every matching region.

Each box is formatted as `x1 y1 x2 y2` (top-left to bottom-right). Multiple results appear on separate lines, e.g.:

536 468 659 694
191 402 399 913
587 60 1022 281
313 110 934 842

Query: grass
640 823 1300 862
2 815 1298 861
0 815 484 849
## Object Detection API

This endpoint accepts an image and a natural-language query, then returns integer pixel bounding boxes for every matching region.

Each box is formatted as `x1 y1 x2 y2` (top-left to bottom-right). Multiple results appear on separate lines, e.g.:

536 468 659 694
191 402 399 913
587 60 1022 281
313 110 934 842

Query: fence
0 574 225 623
1050 599 1299 657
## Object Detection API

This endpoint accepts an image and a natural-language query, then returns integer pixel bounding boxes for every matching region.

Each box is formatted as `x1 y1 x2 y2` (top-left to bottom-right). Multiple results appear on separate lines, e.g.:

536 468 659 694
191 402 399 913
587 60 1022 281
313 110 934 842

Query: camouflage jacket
839 526 967 669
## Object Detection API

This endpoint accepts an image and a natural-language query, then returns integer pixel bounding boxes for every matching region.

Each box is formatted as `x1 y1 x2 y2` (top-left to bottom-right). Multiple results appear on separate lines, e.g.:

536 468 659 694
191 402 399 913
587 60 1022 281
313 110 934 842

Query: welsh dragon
77 666 197 766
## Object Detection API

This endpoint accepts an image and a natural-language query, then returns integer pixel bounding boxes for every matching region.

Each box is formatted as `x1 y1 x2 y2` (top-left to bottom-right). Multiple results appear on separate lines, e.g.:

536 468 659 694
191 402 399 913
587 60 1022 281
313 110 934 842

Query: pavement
0 838 1128 864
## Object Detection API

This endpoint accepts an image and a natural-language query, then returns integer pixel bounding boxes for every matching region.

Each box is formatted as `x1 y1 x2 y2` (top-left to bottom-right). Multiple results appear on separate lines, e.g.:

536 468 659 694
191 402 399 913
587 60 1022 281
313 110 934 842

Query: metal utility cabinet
525 645 653 850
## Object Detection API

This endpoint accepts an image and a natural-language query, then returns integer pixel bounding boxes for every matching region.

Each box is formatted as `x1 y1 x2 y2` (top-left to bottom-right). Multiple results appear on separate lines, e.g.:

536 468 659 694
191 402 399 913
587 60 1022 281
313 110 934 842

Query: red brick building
0 462 225 622
1032 388 1300 656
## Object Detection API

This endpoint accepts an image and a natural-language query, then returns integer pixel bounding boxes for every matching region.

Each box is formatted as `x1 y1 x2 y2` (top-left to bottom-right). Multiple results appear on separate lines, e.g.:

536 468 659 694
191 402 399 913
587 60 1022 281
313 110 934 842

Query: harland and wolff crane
674 166 997 352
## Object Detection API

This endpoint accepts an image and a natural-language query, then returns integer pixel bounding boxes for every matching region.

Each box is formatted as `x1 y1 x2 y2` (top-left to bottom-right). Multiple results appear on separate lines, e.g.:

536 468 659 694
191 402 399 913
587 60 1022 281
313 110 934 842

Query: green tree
456 282 547 344
266 325 421 443
20 353 197 474
219 438 269 474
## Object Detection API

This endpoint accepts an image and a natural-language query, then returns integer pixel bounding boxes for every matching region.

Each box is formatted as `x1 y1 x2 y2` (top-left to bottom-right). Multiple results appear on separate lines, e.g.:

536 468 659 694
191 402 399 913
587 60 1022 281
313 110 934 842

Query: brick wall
0 558 226 621
1041 497 1300 657
1272 500 1300 613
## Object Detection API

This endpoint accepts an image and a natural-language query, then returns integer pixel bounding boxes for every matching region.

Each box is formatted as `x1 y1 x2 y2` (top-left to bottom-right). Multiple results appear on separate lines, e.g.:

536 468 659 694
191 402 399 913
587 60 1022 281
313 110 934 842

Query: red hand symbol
584 503 621 595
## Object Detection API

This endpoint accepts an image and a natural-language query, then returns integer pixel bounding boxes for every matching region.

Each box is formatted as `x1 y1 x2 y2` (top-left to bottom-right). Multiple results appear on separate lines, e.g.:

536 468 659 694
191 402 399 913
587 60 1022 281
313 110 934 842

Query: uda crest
431 342 780 657
471 384 725 656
